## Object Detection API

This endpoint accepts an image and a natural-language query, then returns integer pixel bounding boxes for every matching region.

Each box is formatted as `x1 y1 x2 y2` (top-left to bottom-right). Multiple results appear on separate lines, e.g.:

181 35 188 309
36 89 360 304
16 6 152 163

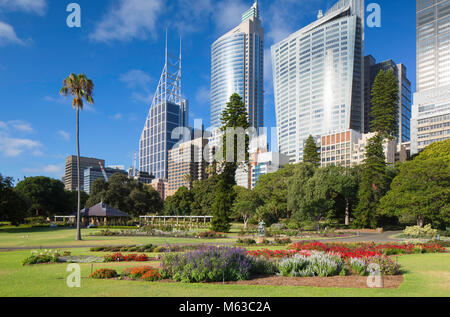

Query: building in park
320 129 409 167
77 202 132 226
210 0 264 142
251 151 290 189
364 55 412 143
271 0 365 163
139 39 188 180
167 137 209 197
64 156 105 192
411 0 450 154
83 166 127 195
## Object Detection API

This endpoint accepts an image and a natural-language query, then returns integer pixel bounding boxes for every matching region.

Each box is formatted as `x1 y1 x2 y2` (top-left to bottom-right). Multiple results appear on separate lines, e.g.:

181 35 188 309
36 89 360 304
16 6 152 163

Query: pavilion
76 202 132 226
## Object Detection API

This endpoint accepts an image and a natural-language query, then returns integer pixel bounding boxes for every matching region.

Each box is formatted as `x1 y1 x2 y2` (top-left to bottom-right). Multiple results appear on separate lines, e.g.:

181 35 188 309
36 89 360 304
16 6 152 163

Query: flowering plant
90 268 118 279
103 253 149 262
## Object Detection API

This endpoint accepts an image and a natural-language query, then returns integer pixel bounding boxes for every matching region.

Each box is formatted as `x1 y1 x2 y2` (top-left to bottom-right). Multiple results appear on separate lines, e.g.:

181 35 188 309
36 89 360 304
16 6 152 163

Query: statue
258 220 265 241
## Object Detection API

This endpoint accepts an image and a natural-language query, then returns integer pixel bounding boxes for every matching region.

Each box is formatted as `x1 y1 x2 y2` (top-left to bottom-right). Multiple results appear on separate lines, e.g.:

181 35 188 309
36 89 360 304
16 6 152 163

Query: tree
303 135 320 166
190 175 220 215
0 174 28 225
331 166 360 226
65 190 89 215
379 139 450 228
211 93 250 232
60 73 94 241
353 135 390 228
86 173 163 217
15 177 68 218
232 186 262 229
370 69 399 139
164 187 193 216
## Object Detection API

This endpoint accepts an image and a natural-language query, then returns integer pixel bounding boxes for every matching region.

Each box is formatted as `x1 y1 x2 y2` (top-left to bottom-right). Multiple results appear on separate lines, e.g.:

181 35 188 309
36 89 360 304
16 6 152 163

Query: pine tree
370 69 399 139
354 134 388 228
211 93 250 232
303 135 321 166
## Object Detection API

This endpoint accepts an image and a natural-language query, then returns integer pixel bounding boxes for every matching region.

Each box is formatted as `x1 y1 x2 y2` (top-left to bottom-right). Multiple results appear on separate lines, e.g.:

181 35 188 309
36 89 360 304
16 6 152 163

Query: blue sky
0 0 416 183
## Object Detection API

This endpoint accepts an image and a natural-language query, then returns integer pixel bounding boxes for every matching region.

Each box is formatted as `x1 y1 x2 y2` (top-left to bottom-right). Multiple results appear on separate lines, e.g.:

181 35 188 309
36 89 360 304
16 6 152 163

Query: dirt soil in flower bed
216 275 404 289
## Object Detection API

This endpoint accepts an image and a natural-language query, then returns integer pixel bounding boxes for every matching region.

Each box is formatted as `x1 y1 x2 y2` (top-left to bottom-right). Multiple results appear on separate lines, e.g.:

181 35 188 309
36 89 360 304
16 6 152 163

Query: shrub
91 269 118 279
103 253 149 262
197 231 224 239
403 224 437 238
278 252 346 277
349 258 368 276
237 238 256 245
250 257 278 276
161 246 253 283
130 266 155 279
366 256 400 276
23 250 59 265
274 237 292 245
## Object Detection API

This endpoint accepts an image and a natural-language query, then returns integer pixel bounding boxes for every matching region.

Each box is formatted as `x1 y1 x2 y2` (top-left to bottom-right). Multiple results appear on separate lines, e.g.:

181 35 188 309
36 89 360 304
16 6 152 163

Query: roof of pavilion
76 202 132 218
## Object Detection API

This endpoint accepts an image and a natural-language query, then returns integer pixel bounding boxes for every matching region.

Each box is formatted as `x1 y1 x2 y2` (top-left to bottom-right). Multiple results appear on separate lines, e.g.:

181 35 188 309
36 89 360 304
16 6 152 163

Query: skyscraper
210 1 264 130
364 55 412 143
139 40 188 180
411 0 450 154
271 0 365 163
64 156 105 191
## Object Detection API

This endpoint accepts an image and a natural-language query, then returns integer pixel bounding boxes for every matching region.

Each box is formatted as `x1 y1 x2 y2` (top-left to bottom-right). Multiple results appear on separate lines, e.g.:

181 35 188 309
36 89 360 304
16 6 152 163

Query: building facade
83 166 127 195
251 152 290 189
64 156 105 192
149 178 168 201
411 0 450 154
210 1 264 130
271 0 365 163
167 137 209 197
139 43 188 180
364 55 412 143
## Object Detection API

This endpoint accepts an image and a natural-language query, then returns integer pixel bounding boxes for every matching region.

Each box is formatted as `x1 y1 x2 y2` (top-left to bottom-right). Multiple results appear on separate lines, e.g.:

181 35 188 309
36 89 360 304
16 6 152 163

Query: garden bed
217 274 404 289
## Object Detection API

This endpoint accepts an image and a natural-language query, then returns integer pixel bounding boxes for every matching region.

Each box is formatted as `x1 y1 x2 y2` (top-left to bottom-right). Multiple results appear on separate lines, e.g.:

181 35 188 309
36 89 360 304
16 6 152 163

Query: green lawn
0 248 448 297
0 227 236 248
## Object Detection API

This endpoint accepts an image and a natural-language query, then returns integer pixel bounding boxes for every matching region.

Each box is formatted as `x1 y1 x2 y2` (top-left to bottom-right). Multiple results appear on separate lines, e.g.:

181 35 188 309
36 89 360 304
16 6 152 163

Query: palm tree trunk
76 107 82 241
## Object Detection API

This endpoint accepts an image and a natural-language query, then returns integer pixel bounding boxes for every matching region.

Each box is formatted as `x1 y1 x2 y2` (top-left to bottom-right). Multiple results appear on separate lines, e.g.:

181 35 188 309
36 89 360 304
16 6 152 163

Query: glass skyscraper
139 45 188 180
411 0 450 154
364 55 412 143
271 0 365 163
210 1 264 131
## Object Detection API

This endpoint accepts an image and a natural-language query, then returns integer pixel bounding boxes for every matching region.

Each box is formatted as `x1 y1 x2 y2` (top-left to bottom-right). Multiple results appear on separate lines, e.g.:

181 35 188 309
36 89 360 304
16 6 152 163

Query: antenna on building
99 162 108 182
318 10 324 19
133 152 137 177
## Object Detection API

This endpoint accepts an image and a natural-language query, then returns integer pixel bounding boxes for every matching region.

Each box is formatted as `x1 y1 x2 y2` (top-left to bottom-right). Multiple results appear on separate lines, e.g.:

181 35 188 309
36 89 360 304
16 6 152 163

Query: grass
0 247 448 297
0 226 236 248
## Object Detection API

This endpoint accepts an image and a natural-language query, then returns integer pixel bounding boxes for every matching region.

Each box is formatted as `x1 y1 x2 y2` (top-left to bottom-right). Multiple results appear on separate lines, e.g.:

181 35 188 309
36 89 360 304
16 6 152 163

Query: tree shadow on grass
0 226 74 234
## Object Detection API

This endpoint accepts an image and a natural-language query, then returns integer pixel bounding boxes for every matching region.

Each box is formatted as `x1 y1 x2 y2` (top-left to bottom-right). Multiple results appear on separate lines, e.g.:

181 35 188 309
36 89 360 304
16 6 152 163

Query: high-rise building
83 166 127 195
64 156 105 191
167 137 209 197
411 0 450 154
139 40 188 180
210 1 264 130
251 152 290 189
364 55 412 143
271 0 365 163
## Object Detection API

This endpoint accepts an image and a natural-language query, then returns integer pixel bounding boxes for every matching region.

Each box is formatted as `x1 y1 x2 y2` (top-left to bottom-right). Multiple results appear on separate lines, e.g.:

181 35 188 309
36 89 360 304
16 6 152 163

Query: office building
139 41 188 180
411 0 450 154
251 152 290 189
167 137 209 197
83 166 127 195
210 1 264 130
364 55 412 142
149 178 168 201
271 0 365 163
64 156 105 192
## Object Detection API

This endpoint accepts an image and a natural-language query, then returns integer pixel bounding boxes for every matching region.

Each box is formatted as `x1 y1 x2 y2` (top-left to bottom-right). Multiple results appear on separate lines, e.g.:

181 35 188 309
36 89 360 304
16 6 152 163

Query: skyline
0 0 416 182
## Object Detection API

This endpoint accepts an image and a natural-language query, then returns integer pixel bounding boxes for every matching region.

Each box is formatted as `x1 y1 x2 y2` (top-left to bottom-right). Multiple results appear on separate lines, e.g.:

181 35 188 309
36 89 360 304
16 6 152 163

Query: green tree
164 187 193 216
370 69 399 139
211 93 250 232
60 73 94 241
287 163 317 225
15 177 68 218
353 135 390 228
0 174 28 225
190 175 220 215
379 140 450 228
303 135 320 166
232 186 262 229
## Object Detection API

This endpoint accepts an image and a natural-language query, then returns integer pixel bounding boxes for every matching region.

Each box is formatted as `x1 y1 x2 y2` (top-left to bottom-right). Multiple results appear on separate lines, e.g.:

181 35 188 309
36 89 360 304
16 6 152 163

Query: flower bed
22 249 70 265
103 253 149 262
161 246 253 283
91 269 118 279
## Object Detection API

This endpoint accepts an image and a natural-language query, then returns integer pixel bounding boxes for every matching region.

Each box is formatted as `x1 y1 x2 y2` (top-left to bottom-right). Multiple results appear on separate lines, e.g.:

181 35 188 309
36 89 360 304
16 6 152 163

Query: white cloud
0 120 34 133
0 131 42 157
195 86 210 107
0 21 25 46
120 69 153 90
24 164 63 175
132 91 153 104
109 113 123 120
214 0 248 33
0 0 47 15
90 0 164 43
57 130 70 141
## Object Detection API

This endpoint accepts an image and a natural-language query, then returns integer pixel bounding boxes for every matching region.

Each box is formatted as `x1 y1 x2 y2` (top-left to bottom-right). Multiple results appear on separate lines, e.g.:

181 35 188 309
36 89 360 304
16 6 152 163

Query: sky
0 0 416 183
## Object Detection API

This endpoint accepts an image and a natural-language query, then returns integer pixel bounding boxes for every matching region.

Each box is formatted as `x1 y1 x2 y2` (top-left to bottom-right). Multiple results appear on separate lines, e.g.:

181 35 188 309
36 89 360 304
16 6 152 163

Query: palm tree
60 74 94 241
